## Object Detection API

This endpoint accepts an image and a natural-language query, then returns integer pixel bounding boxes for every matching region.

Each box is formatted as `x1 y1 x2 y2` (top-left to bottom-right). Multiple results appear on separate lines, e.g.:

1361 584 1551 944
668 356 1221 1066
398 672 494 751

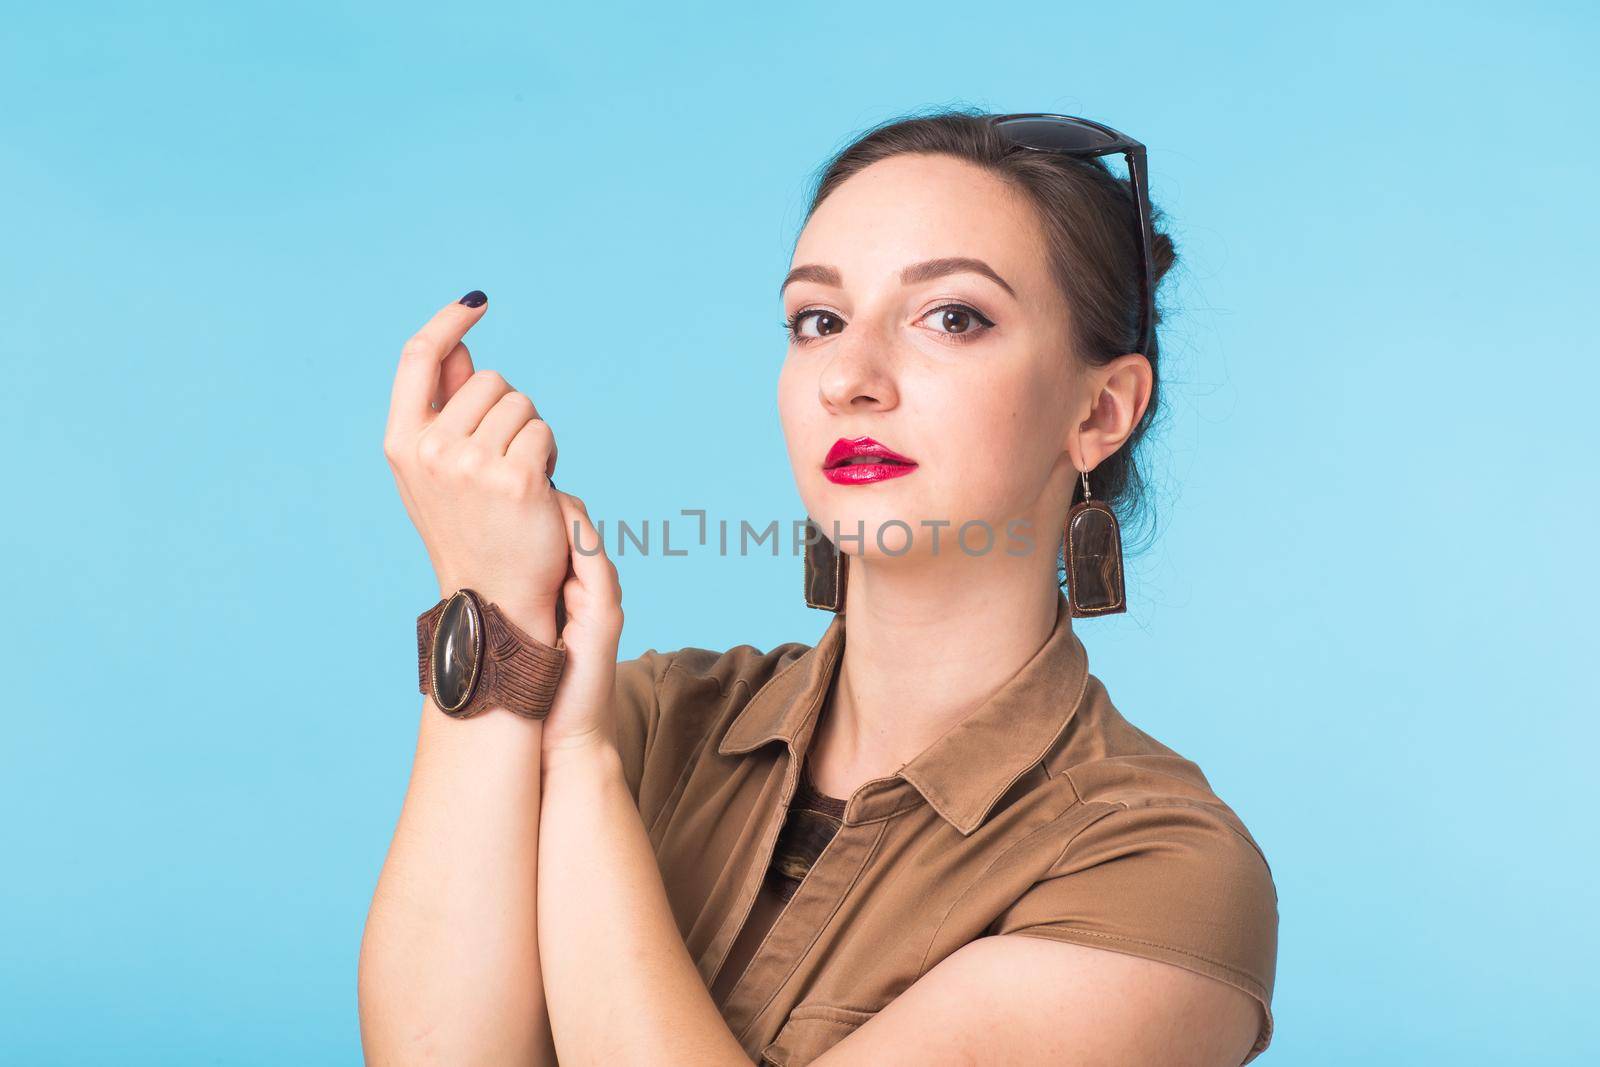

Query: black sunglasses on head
987 113 1155 361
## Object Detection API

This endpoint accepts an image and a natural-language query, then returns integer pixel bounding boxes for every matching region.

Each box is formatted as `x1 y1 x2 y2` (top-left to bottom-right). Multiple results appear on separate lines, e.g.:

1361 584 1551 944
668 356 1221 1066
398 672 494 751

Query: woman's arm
539 737 751 1066
358 293 572 1063
531 499 751 1066
812 935 1262 1066
357 603 560 1066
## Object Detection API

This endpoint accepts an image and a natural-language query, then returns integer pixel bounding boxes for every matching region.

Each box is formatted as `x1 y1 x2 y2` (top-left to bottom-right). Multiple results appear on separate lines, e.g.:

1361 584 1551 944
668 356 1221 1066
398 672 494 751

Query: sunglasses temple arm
1125 147 1156 358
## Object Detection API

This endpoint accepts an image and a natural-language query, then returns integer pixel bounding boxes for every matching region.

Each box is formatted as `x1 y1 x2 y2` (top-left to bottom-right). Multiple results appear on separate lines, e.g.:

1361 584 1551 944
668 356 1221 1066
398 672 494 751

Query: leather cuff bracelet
417 589 567 720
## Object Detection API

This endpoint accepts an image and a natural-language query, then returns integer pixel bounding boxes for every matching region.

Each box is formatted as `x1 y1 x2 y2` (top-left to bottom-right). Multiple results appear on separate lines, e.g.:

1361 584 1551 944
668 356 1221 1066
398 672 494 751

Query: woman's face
778 152 1084 567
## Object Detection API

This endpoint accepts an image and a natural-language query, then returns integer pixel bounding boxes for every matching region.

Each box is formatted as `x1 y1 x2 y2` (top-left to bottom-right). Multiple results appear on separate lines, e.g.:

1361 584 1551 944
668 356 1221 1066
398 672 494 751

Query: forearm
538 740 752 1066
358 609 560 1066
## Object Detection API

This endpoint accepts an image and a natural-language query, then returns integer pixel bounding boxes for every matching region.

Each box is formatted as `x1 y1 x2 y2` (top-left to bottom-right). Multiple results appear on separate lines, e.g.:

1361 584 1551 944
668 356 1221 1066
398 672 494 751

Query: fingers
555 492 618 606
430 367 516 439
387 293 490 440
506 412 559 477
432 341 477 413
474 387 542 455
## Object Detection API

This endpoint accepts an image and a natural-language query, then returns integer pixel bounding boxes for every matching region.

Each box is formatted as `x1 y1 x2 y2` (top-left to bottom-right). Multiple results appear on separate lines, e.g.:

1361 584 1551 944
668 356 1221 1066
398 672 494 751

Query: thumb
554 492 619 609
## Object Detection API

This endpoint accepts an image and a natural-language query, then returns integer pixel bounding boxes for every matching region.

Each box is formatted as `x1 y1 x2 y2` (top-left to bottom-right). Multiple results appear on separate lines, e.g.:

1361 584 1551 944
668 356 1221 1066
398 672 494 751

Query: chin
806 491 935 559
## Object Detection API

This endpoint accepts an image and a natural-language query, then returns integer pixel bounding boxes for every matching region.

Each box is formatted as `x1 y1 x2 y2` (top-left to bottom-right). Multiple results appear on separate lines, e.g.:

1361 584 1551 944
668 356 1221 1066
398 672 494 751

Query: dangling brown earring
1063 468 1127 617
802 516 848 613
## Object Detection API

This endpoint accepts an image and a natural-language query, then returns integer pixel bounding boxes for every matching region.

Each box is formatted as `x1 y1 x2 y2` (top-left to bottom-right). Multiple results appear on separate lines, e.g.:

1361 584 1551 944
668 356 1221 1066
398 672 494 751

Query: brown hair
797 105 1179 567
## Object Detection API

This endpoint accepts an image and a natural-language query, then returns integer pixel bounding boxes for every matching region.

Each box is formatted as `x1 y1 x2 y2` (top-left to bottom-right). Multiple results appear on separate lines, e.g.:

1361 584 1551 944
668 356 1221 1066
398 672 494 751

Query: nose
816 327 900 414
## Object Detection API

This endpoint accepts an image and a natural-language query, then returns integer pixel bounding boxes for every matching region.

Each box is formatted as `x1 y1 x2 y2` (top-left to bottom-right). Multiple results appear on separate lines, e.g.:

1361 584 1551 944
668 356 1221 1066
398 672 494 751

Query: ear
1072 353 1153 472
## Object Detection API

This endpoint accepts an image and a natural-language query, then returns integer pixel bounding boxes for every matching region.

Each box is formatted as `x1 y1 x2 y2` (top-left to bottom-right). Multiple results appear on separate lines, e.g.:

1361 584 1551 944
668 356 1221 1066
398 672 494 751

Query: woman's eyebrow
778 263 842 296
901 256 1017 298
779 257 1016 299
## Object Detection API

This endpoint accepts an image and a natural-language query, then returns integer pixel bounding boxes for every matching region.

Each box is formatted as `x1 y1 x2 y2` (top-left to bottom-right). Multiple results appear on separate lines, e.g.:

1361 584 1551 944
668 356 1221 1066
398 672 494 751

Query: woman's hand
382 294 568 623
541 491 626 761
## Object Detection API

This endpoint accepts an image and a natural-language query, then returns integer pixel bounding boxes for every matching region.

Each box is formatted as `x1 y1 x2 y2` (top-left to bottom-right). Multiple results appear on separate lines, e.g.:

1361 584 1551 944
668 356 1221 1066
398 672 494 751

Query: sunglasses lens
992 116 1119 153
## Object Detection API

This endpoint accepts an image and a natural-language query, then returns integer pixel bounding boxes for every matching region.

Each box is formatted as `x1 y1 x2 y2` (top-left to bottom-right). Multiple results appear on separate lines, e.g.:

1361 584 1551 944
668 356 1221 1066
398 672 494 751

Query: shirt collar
717 589 1090 836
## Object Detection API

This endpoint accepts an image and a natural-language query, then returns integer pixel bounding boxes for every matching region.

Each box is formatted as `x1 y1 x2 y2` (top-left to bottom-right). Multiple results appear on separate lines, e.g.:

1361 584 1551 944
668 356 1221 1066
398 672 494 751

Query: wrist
541 731 623 781
419 589 565 719
433 585 561 646
492 599 561 646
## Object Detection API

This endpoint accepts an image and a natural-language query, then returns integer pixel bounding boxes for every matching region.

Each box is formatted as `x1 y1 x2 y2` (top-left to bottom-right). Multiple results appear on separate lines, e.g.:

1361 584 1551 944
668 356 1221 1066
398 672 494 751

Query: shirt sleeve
990 800 1279 1064
610 648 677 810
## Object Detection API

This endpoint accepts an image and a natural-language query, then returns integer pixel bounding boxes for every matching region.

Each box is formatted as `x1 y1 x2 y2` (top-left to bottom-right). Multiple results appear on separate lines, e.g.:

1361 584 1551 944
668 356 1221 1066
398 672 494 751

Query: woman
359 109 1279 1066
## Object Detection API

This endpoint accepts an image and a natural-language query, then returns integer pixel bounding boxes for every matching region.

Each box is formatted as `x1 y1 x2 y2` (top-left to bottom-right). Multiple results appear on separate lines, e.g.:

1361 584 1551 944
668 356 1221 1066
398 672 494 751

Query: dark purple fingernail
458 290 488 308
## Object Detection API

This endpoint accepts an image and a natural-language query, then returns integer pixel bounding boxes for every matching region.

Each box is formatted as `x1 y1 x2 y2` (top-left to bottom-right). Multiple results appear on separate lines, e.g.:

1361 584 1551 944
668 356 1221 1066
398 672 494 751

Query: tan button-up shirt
613 589 1279 1065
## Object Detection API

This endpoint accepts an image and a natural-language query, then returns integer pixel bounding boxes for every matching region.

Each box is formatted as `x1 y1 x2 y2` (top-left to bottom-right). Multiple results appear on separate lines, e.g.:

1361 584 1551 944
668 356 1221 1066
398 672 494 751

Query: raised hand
382 292 568 629
540 490 626 760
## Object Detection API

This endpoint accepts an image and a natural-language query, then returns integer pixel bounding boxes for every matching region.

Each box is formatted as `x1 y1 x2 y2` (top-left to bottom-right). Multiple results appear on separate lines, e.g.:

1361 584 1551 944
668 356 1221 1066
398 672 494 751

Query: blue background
3 2 1594 1063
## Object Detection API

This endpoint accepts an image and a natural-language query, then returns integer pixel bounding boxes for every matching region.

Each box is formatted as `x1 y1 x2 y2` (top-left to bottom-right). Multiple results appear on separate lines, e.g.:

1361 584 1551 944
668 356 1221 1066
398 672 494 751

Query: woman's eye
784 304 994 346
917 303 995 341
785 310 845 343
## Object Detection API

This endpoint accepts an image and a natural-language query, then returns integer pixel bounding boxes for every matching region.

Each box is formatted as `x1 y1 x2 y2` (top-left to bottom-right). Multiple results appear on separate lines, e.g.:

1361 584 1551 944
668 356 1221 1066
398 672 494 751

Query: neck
805 545 1066 799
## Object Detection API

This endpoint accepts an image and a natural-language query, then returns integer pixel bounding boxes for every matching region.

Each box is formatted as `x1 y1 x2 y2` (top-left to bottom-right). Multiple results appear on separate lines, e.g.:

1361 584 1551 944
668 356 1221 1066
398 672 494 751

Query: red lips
822 436 919 485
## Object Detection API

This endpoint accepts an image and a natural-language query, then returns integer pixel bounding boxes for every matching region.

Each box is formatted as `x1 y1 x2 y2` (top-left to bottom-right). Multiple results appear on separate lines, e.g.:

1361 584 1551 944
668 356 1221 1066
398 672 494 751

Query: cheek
776 356 813 448
921 365 1027 460
916 372 1053 513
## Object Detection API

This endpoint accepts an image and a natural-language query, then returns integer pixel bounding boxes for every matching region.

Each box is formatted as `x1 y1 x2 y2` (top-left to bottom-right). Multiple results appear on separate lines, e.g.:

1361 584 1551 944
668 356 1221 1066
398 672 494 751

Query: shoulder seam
658 647 683 690
1058 796 1272 873
1043 800 1127 874
661 641 809 681
659 648 753 703
631 648 680 722
919 798 1116 977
